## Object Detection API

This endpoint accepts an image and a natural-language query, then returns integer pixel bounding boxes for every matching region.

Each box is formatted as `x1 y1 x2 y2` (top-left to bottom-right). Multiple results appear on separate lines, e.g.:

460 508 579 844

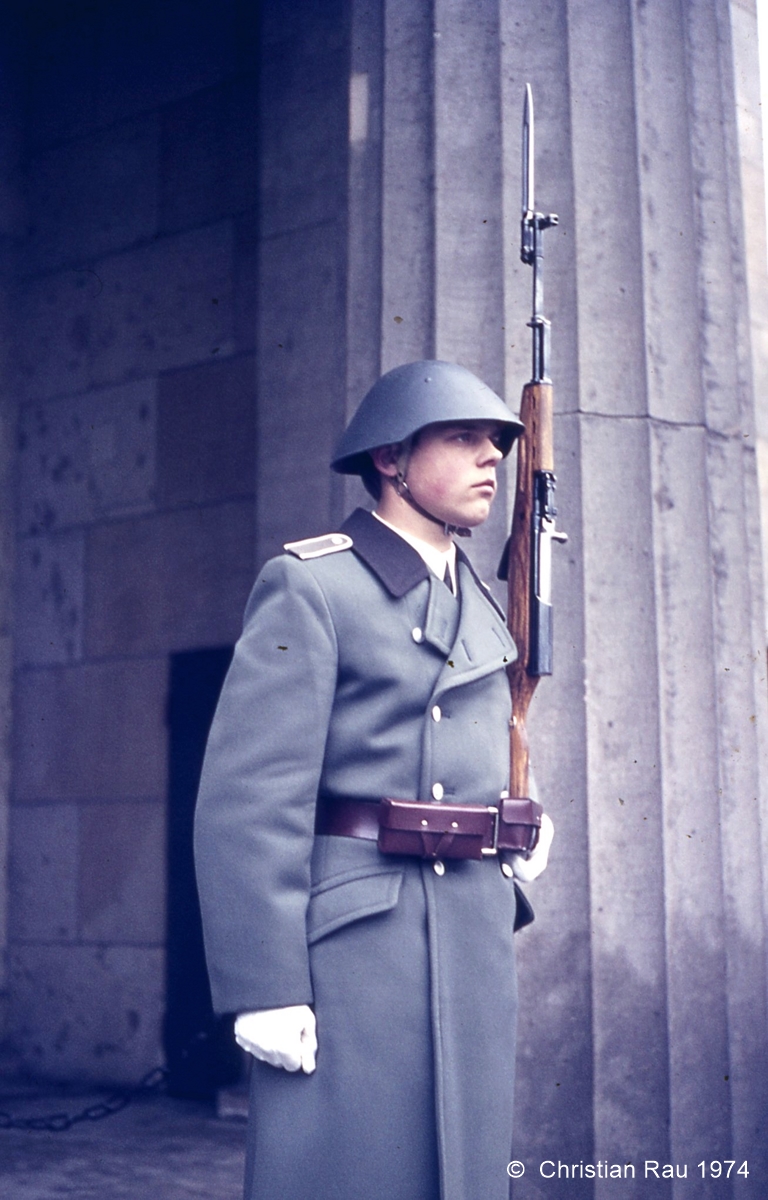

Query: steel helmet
330 360 524 476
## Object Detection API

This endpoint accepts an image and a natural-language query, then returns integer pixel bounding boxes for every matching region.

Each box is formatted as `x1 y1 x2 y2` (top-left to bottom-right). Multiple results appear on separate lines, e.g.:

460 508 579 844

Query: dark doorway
164 644 241 1099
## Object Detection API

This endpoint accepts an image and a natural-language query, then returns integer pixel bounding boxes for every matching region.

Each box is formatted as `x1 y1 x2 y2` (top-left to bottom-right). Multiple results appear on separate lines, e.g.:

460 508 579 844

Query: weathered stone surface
24 115 159 276
156 355 256 508
85 502 255 658
567 0 647 418
345 0 384 431
78 802 165 945
9 804 78 943
433 0 504 388
631 0 701 426
259 0 348 241
0 1093 245 1200
25 5 99 151
12 269 94 402
15 530 84 666
8 944 164 1084
88 223 235 387
233 212 259 354
160 74 259 233
18 378 156 534
14 658 168 802
380 0 434 371
13 225 234 402
580 413 669 1161
257 224 345 561
95 0 237 129
649 420 731 1164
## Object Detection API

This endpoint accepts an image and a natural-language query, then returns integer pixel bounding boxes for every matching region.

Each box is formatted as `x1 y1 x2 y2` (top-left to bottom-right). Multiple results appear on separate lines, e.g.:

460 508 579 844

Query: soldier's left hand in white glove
511 812 554 883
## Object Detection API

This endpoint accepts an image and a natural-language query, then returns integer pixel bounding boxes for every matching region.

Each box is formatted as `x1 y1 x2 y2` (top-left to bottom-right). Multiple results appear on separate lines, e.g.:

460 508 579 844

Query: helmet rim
331 360 524 476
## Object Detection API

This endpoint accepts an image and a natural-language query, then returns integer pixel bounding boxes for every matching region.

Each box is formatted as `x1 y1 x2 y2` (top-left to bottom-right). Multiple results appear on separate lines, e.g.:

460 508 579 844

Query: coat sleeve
194 554 339 1015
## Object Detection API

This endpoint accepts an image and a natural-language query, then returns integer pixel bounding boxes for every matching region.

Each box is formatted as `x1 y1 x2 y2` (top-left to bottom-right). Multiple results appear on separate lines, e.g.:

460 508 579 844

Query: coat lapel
432 558 517 699
339 508 515 687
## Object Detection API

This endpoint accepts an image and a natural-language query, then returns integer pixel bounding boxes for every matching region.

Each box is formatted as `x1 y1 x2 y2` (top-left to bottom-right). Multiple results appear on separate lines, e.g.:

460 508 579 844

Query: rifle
501 84 567 827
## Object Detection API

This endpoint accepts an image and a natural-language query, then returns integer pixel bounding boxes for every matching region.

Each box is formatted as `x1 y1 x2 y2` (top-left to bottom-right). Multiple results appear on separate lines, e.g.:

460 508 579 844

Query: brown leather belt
315 794 542 861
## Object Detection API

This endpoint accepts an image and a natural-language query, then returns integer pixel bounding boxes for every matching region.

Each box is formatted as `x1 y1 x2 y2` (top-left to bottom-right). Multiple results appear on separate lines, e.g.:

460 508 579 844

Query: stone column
337 0 768 1195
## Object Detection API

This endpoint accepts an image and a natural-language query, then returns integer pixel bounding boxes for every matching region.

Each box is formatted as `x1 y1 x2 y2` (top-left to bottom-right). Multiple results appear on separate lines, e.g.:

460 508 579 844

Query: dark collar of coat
340 507 488 602
340 508 430 597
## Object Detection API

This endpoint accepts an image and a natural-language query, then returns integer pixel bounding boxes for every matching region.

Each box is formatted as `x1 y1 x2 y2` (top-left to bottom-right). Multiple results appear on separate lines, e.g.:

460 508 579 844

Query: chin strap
391 441 472 538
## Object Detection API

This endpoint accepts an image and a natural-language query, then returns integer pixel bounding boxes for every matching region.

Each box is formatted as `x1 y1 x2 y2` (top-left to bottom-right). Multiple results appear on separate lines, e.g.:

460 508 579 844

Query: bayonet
501 85 567 821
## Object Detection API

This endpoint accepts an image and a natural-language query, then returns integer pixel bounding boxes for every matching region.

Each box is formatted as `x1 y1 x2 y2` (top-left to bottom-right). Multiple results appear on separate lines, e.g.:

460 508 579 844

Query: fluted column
338 2 768 1194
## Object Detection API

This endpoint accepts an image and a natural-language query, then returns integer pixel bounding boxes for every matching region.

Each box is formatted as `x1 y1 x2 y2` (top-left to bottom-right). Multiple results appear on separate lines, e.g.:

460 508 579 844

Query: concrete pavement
0 1083 246 1199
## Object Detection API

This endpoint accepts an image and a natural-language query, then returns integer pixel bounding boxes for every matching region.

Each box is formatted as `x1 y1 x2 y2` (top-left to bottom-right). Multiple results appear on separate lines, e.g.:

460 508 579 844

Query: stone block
257 225 345 559
259 42 347 239
78 801 165 945
433 0 504 387
631 0 701 426
85 502 255 658
580 413 670 1159
14 658 168 802
24 115 159 276
9 803 78 942
568 0 647 418
0 634 11 800
233 211 259 353
380 0 434 369
12 269 94 402
261 0 347 52
25 5 98 151
160 74 259 233
17 378 156 534
95 0 237 129
89 223 235 386
8 943 164 1084
15 529 85 666
157 355 256 508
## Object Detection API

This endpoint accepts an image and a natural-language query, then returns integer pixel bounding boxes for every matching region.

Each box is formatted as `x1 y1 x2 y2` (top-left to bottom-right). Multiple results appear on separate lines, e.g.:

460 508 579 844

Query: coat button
431 705 442 722
431 782 444 800
501 862 514 879
433 860 445 876
411 627 424 643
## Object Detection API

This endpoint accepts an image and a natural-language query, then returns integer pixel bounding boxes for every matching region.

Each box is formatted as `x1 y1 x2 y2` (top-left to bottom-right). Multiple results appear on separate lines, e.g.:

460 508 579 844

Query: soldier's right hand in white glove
234 1005 317 1074
511 812 554 883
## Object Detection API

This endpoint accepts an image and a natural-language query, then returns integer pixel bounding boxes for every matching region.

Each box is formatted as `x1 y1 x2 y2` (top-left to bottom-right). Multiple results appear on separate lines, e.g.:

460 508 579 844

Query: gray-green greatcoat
195 508 526 1200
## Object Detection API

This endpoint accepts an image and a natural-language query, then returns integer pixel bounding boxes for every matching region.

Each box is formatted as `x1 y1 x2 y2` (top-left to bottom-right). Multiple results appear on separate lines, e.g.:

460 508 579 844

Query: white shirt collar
372 512 457 593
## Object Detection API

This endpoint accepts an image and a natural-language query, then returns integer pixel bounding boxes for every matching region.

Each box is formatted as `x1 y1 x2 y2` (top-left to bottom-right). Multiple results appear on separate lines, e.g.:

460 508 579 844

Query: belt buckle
481 806 499 856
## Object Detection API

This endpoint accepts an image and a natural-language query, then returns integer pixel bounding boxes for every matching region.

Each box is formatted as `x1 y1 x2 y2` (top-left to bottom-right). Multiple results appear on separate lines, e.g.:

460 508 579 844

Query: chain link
0 1064 169 1133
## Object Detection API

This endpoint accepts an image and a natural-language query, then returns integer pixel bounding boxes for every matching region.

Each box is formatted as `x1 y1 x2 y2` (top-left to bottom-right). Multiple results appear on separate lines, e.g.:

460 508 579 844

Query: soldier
194 360 554 1200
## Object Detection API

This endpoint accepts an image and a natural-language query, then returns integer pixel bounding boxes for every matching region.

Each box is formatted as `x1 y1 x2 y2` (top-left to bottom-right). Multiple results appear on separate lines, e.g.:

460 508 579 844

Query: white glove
511 812 554 883
234 1005 317 1074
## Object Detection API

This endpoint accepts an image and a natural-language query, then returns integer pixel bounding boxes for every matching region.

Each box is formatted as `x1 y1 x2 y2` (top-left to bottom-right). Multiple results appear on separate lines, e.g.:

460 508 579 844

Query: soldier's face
405 421 505 528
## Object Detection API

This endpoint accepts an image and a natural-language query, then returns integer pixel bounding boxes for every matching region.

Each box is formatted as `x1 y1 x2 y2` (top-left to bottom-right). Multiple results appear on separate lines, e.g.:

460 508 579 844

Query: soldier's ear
370 443 401 477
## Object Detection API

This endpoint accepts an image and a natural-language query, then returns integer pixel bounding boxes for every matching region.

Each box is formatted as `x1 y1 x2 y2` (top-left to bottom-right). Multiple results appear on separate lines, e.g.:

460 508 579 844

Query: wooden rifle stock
506 83 564 815
506 381 554 801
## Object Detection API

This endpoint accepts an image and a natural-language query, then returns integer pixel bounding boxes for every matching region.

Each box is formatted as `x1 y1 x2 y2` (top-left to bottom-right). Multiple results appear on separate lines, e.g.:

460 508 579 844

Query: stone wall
6 0 263 1083
0 7 25 1057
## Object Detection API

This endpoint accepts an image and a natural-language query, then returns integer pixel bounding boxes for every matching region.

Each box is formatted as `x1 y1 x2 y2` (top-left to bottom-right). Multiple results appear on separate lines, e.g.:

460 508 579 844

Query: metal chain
0 1065 168 1133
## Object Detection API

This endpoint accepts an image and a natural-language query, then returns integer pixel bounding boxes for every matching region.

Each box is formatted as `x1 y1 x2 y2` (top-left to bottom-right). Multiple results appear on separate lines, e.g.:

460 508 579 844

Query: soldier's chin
444 502 492 529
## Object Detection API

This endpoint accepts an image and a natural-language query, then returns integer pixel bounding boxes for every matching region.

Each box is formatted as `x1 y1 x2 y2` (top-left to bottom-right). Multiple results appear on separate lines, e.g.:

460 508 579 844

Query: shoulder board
283 533 354 560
